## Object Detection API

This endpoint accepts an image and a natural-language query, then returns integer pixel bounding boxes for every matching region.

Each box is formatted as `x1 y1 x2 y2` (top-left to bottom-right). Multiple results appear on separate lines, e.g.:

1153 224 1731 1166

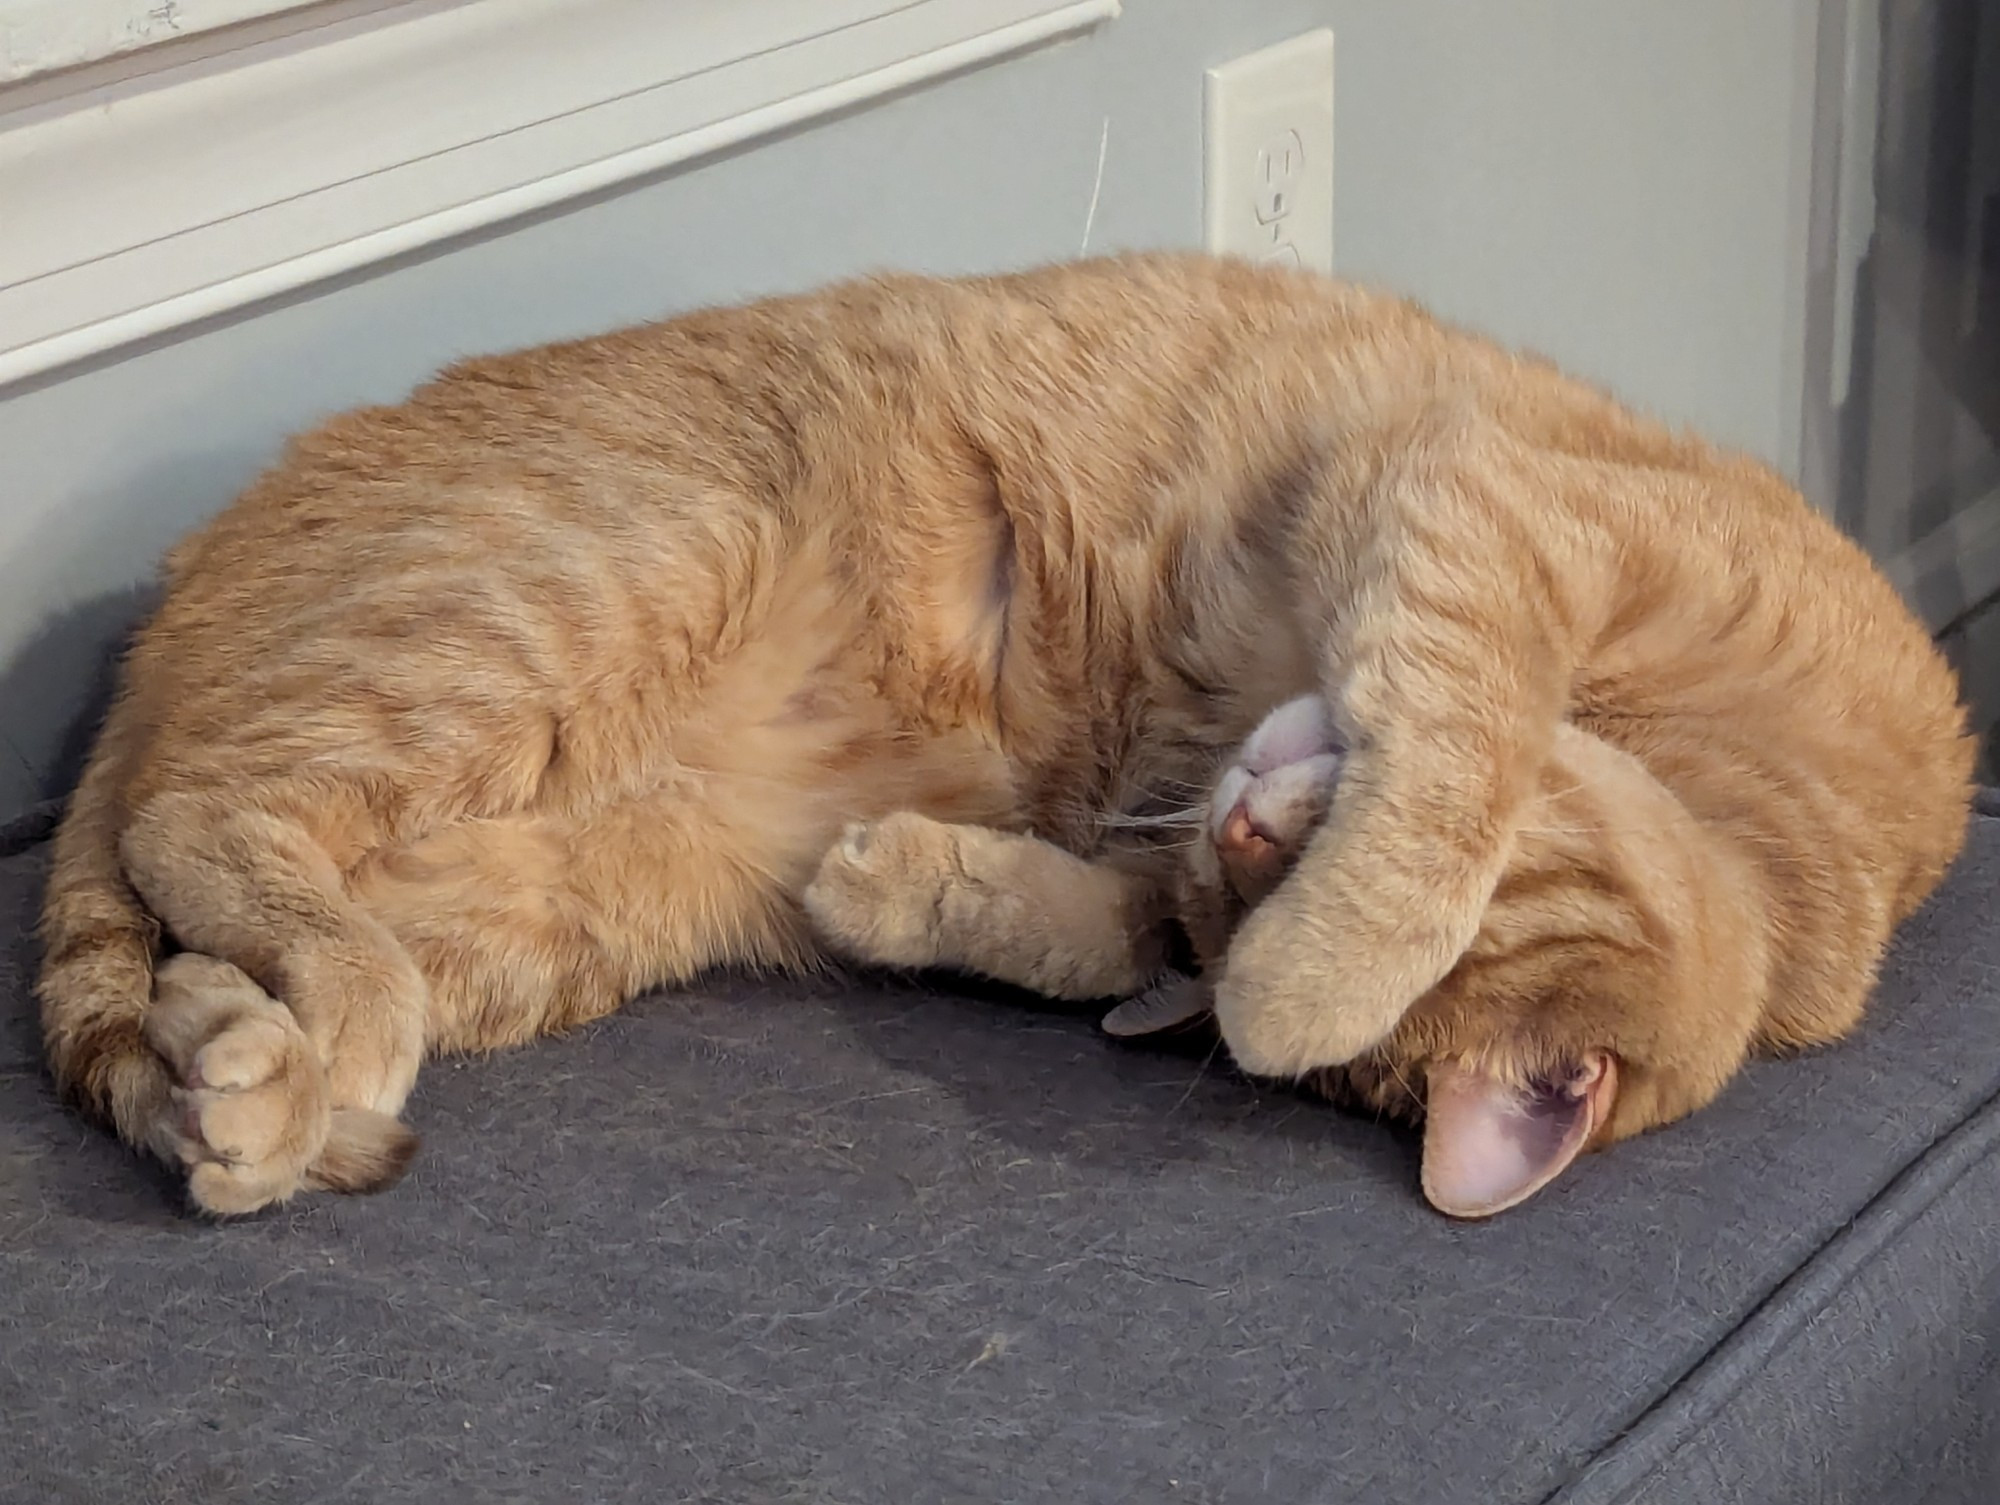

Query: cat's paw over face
1205 693 1345 903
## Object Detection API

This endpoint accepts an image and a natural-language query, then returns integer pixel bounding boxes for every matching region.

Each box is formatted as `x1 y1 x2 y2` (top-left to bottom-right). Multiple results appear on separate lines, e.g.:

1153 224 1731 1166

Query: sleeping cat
38 253 1972 1216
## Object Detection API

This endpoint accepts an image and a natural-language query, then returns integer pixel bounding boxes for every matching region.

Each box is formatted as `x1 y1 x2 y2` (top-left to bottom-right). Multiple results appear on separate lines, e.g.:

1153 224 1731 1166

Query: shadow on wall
0 434 279 819
0 585 159 817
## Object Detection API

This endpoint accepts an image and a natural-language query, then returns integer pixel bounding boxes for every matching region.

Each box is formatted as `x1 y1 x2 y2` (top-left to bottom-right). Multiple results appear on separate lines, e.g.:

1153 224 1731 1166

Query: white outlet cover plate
1204 30 1334 274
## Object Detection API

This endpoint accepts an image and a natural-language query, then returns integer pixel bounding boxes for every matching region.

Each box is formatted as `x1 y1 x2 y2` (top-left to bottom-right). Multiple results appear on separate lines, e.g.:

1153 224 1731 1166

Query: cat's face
1145 694 1763 1219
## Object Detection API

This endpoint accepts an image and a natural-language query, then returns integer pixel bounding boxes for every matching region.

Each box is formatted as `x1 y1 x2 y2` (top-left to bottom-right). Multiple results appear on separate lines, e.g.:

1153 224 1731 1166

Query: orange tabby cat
38 253 1971 1216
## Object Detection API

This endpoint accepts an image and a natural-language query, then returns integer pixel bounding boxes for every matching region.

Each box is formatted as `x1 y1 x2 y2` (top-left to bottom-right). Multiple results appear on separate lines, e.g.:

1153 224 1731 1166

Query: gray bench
4 797 1998 1504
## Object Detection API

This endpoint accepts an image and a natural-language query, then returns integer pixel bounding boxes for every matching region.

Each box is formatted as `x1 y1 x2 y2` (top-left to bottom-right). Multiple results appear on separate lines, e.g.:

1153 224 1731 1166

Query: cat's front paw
142 953 334 1216
802 813 960 969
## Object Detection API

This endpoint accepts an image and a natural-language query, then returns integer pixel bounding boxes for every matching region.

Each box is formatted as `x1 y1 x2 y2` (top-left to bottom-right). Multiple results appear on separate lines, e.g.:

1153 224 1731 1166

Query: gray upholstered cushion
3 802 1998 1504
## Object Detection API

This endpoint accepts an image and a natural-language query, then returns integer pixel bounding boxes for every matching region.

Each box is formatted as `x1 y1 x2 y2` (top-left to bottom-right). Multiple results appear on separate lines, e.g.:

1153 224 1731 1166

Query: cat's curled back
37 253 1971 1215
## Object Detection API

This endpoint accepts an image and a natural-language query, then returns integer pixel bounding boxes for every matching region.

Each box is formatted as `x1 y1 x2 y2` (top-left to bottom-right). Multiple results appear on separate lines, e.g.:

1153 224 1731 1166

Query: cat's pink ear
1419 1051 1617 1218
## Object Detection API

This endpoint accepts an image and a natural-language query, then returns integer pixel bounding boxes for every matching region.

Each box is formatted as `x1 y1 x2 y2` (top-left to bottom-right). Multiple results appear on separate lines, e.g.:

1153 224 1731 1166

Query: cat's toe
828 813 937 877
144 953 333 1216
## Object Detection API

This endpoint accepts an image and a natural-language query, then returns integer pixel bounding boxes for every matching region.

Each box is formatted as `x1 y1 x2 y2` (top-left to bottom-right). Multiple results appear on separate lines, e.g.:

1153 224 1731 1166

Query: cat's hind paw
142 953 335 1216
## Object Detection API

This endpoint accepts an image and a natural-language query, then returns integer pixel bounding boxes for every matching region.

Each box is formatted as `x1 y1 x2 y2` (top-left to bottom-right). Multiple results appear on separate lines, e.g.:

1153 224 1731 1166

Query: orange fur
37 253 1971 1214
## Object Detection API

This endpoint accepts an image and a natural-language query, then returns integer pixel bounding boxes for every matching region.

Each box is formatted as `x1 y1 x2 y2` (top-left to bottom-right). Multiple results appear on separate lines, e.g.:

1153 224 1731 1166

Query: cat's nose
1220 804 1280 871
1220 804 1255 850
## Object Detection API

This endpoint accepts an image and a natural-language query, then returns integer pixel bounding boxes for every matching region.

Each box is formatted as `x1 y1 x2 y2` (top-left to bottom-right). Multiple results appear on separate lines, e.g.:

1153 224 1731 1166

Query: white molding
0 0 335 82
0 0 1118 387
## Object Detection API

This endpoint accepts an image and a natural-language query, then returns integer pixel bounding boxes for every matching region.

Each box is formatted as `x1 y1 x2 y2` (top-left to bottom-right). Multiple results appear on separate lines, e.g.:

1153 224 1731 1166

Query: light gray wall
0 0 1820 817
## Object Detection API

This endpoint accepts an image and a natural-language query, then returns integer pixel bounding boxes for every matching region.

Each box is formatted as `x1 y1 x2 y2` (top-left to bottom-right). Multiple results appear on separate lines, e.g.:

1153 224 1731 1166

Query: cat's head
1142 694 1766 1219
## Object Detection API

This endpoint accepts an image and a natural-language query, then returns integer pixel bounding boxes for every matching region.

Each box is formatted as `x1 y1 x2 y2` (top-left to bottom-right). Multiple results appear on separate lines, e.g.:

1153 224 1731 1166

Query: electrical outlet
1204 31 1334 274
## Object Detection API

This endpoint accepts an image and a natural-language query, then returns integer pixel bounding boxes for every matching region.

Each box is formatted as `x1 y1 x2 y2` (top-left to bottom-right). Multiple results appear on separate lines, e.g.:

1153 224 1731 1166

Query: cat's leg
1213 408 1607 1076
351 795 813 1053
803 812 1172 999
139 953 412 1211
118 788 427 1214
120 779 816 1212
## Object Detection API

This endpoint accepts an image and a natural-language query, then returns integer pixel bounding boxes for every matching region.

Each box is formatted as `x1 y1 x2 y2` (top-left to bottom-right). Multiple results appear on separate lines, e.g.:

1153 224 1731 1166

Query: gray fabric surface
1553 1082 2000 1505
3 811 1999 1505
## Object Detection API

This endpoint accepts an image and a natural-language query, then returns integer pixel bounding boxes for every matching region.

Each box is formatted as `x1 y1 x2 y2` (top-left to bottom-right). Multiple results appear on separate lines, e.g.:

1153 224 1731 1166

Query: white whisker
1096 807 1207 830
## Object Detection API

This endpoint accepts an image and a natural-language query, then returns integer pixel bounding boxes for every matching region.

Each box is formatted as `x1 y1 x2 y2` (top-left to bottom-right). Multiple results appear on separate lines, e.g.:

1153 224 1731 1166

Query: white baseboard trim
0 0 1119 389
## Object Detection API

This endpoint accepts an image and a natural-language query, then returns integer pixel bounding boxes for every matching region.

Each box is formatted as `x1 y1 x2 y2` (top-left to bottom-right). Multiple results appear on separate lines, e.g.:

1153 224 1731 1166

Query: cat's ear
1419 1051 1617 1218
